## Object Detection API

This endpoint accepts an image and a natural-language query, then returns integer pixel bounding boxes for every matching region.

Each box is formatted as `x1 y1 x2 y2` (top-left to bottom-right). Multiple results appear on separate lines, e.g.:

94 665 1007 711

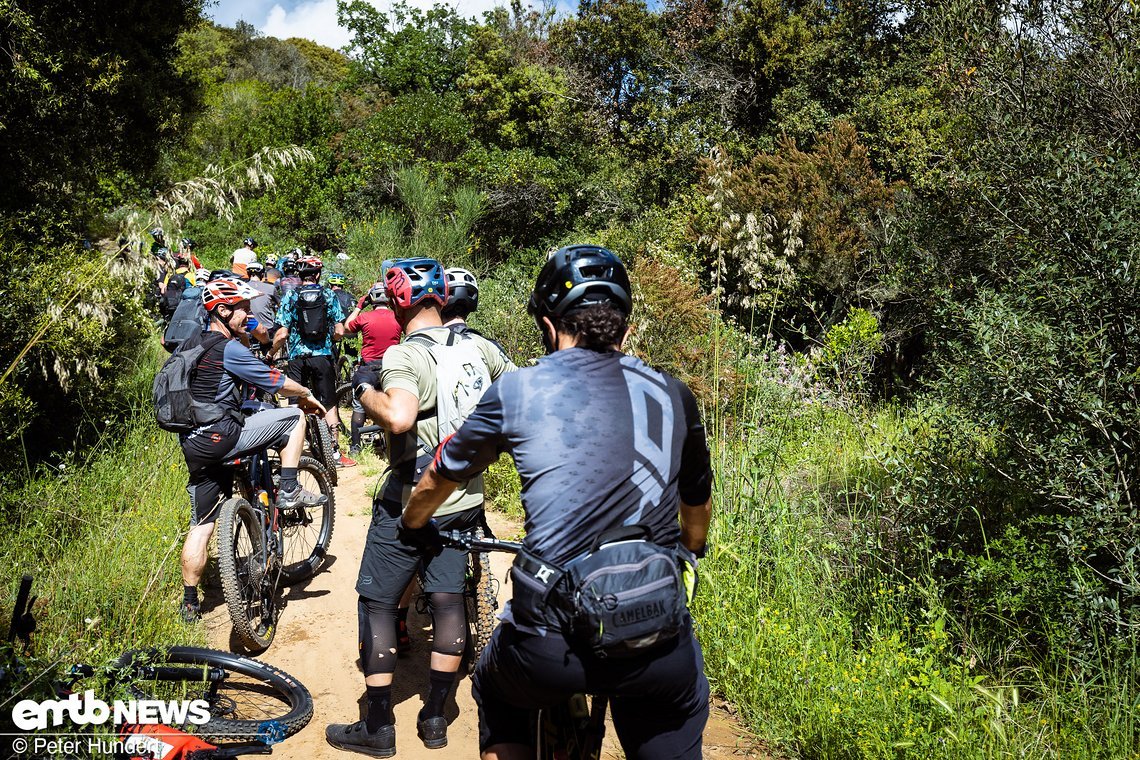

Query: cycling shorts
471 618 709 759
182 407 302 526
286 354 337 407
356 500 483 601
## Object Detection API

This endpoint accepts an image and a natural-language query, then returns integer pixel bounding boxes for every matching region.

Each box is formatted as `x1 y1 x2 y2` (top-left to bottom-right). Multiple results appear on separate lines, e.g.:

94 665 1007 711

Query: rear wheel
217 498 277 652
464 527 498 674
115 645 313 742
279 455 336 584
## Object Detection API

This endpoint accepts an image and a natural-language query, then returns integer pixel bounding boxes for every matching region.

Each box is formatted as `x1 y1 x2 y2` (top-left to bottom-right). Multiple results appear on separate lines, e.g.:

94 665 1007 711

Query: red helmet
202 280 259 312
384 258 447 309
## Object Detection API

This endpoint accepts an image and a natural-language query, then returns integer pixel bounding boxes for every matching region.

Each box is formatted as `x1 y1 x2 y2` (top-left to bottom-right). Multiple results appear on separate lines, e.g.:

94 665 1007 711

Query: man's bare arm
359 386 419 434
679 499 711 553
403 466 461 529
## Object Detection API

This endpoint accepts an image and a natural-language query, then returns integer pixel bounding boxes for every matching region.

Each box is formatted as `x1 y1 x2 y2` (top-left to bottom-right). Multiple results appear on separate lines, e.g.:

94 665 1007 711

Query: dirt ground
203 463 769 758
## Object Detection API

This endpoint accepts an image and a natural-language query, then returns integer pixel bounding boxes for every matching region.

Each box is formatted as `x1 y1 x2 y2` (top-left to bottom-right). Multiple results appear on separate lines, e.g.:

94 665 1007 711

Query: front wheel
217 497 277 652
279 455 336 584
115 646 313 742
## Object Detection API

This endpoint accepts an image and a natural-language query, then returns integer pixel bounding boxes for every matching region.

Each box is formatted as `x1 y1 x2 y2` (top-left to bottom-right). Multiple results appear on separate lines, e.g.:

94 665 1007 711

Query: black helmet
208 268 239 282
527 245 632 323
243 237 257 248
443 268 478 318
180 237 196 250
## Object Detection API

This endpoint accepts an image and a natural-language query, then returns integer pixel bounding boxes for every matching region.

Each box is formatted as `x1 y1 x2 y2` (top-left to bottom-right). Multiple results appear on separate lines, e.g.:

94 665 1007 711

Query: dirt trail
203 463 767 758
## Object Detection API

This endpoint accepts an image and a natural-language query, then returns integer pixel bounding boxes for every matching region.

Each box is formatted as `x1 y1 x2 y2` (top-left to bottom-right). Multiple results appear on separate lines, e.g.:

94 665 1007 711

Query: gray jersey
435 348 713 566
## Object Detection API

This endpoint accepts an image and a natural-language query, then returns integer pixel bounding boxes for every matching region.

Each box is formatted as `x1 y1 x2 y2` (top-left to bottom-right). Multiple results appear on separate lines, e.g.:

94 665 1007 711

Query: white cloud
262 0 351 48
256 0 524 50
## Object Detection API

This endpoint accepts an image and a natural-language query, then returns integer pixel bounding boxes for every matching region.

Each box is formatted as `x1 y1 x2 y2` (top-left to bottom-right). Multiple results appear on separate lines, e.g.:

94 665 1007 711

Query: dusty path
203 462 767 758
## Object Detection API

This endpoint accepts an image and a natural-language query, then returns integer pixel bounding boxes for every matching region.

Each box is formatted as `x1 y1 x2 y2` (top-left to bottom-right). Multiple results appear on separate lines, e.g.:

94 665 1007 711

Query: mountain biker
159 253 194 324
342 282 401 456
399 245 713 760
325 258 515 757
272 255 354 468
441 267 510 354
245 262 278 353
277 251 303 297
179 237 202 271
176 279 329 624
327 272 356 316
231 237 259 278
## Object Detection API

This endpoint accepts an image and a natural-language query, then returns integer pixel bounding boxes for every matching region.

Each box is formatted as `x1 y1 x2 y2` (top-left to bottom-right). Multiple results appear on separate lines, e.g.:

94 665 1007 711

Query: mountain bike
216 433 334 652
439 530 608 759
3 576 313 758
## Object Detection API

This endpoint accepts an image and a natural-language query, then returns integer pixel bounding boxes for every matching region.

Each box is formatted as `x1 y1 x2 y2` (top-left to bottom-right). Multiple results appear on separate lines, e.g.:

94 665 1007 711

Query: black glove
397 516 444 556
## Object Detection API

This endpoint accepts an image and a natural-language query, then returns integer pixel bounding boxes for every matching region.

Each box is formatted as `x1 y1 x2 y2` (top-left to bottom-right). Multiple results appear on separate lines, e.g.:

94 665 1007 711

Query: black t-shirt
436 348 713 565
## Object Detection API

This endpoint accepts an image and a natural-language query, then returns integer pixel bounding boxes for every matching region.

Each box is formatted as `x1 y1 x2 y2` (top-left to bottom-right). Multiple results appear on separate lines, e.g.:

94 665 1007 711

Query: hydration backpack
295 284 329 344
162 288 207 353
407 329 492 439
152 331 230 432
161 272 189 316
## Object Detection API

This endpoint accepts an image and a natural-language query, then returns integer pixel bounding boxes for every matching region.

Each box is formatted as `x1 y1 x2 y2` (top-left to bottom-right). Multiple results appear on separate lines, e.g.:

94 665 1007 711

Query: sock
365 685 392 732
351 411 366 448
183 586 199 605
280 467 298 493
328 421 341 453
419 669 455 721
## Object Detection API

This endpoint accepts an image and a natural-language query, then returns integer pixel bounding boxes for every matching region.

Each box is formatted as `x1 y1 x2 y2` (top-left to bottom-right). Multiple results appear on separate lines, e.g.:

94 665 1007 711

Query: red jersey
346 308 401 363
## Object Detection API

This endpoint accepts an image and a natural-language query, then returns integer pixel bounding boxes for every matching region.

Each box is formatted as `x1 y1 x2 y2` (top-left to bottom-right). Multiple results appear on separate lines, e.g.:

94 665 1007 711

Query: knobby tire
279 455 336 584
217 497 276 652
465 527 498 674
115 646 313 742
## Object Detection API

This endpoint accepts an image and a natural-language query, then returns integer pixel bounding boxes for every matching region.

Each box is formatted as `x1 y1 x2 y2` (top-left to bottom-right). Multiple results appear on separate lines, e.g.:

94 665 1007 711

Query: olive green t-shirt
377 325 516 516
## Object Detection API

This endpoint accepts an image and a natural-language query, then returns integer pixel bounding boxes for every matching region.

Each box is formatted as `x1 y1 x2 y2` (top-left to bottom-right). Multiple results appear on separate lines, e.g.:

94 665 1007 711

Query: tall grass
0 337 206 671
694 346 1140 758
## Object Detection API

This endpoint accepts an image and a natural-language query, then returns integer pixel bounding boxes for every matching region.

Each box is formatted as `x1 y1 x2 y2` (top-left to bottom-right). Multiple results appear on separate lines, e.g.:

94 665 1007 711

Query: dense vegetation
1 0 1137 755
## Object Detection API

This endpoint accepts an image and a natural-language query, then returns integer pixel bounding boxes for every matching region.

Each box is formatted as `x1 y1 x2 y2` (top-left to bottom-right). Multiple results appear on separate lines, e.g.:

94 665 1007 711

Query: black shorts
472 619 708 758
181 408 303 526
355 499 483 601
286 354 337 407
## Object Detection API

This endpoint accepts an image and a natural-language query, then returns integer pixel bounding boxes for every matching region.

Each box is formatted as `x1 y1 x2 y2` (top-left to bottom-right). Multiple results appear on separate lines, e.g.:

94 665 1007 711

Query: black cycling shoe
325 721 395 758
277 485 328 510
179 601 201 624
417 716 447 749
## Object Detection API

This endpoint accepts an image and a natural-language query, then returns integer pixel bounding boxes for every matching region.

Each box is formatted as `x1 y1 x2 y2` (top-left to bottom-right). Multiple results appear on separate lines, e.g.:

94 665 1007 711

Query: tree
338 0 475 95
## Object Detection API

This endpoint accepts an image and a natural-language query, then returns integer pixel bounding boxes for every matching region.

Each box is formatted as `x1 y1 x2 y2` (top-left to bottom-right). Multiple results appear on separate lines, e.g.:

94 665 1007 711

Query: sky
206 0 569 49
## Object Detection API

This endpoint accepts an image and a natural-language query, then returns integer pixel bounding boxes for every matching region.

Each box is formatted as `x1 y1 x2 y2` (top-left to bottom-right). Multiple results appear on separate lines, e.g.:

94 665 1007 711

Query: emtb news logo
11 691 211 730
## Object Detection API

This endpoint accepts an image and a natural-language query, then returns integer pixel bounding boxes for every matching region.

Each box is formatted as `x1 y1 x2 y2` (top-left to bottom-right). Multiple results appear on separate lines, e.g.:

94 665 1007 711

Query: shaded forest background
1 0 1137 755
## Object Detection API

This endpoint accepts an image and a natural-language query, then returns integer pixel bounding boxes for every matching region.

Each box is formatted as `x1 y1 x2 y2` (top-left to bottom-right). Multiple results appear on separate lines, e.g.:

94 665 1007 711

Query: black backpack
162 273 189 315
162 289 207 353
295 284 329 344
152 331 230 433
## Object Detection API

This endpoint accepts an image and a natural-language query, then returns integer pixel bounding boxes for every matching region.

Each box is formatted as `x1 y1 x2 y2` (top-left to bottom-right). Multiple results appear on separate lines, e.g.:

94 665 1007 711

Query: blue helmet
384 258 447 309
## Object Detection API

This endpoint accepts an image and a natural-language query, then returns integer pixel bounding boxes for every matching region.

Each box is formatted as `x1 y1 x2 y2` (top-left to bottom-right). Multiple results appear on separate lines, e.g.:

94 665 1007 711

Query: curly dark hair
554 302 628 351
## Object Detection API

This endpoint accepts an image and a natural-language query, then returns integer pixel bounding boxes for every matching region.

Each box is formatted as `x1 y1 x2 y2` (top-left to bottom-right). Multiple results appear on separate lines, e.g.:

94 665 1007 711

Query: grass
0 336 207 677
693 349 1140 758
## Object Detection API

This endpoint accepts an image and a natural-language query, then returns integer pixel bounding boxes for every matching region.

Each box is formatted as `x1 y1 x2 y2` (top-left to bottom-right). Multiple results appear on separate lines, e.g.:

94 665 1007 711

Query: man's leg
179 463 229 622
327 500 419 756
223 407 320 507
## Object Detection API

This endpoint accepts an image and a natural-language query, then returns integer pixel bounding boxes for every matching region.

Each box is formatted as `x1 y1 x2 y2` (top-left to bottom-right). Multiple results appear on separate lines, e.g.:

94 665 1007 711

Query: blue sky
206 0 575 49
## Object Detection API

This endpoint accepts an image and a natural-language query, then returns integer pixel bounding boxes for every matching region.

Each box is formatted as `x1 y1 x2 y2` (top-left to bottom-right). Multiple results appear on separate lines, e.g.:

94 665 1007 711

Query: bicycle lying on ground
217 421 335 652
3 576 314 759
439 530 609 759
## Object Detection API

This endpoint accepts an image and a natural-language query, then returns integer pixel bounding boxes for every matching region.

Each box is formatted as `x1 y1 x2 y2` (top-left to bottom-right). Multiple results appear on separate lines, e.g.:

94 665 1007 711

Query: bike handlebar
439 530 523 555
